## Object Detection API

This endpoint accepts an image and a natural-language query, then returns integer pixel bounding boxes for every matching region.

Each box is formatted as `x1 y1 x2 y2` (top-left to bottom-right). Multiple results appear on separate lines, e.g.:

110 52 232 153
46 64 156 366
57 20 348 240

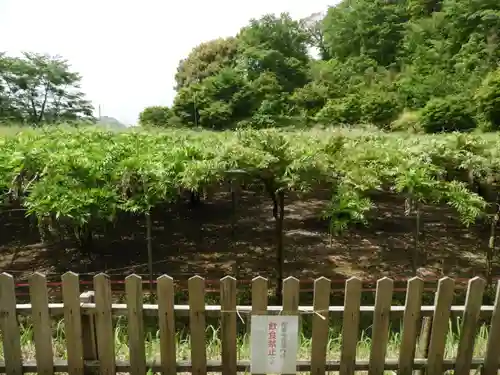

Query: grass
0 318 491 366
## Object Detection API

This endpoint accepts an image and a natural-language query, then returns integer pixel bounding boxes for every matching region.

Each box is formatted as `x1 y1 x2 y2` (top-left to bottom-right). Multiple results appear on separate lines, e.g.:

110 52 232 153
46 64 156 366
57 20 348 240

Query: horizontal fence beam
0 358 487 373
14 302 496 317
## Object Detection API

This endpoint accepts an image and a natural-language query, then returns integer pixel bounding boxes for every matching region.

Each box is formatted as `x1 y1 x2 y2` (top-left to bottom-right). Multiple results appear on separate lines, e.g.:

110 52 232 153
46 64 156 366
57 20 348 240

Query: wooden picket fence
1 273 500 375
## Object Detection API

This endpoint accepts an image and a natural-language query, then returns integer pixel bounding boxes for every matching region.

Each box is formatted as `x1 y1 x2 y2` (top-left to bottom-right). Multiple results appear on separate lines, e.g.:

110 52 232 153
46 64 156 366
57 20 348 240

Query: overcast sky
0 0 336 125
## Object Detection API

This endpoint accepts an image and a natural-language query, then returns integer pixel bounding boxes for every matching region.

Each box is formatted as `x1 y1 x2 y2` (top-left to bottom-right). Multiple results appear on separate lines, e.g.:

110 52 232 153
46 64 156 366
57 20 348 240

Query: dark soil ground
0 186 495 293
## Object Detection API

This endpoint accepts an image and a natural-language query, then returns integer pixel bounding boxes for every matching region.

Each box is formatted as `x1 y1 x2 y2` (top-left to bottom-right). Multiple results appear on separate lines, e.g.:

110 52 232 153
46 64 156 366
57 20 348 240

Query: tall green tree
0 52 94 125
322 0 408 67
174 37 239 91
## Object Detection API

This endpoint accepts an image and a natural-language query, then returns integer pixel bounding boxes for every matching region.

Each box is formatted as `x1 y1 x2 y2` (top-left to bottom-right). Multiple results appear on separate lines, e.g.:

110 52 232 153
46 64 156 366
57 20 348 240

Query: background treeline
0 52 94 126
139 0 500 133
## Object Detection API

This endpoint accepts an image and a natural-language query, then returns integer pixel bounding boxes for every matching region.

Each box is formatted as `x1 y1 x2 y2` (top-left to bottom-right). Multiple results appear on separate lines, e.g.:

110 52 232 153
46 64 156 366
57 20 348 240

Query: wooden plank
251 276 268 375
189 276 207 375
125 274 146 375
29 272 54 375
454 277 485 375
282 277 299 375
426 277 455 375
483 281 500 375
157 275 176 375
0 273 22 375
282 277 300 314
220 276 237 375
251 276 268 315
79 290 98 375
94 273 116 375
339 277 362 375
310 277 331 375
368 277 393 375
398 277 424 375
62 272 85 375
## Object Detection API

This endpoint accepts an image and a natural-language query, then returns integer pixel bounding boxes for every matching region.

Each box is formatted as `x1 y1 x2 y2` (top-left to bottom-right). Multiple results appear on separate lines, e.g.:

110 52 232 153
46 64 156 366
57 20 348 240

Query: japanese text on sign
251 315 298 374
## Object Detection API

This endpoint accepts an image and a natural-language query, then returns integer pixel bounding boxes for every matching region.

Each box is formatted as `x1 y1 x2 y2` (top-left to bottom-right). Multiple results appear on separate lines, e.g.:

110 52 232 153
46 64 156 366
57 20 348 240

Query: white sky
0 0 336 125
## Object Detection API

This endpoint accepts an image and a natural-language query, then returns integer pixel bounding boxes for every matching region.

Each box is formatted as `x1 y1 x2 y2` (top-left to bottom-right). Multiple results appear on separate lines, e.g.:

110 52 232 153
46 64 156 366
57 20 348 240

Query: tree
173 68 254 129
139 106 173 127
174 37 239 91
475 68 500 129
302 12 330 60
237 13 310 91
0 52 94 125
322 0 408 67
168 0 500 129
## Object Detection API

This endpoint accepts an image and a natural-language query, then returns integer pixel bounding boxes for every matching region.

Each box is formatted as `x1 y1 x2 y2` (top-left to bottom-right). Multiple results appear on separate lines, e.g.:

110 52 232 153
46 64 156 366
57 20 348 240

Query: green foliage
170 13 310 130
323 184 373 236
0 52 94 125
420 95 476 133
174 37 240 90
138 106 172 127
390 110 422 133
475 68 500 130
322 0 408 66
0 126 494 240
147 0 500 130
172 68 253 129
315 96 360 125
358 90 401 127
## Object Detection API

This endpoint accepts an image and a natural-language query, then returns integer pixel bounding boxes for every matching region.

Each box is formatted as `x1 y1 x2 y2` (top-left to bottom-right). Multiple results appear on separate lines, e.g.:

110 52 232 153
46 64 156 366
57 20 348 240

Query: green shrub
420 96 476 133
390 110 422 133
139 106 172 127
315 95 361 125
474 68 500 130
359 91 401 127
314 90 400 127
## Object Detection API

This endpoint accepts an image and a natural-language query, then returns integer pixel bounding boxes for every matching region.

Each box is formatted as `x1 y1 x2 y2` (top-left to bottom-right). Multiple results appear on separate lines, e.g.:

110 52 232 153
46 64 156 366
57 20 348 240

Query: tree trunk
263 178 285 303
487 210 497 286
413 201 421 274
275 191 285 303
146 211 154 295
230 179 240 241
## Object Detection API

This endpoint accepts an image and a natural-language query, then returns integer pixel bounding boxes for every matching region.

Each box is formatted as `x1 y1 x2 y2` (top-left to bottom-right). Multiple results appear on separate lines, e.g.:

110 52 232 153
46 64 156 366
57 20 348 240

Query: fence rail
0 272 500 375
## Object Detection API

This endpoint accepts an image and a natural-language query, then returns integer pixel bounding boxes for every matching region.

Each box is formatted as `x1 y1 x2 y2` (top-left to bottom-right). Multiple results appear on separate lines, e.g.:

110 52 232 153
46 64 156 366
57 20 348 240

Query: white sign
250 315 299 374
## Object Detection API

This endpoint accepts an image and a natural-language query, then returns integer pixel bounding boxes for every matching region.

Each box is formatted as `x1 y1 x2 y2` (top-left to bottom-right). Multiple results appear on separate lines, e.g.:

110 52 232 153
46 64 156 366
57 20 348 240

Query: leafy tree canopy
139 106 173 127
150 0 500 132
0 52 94 125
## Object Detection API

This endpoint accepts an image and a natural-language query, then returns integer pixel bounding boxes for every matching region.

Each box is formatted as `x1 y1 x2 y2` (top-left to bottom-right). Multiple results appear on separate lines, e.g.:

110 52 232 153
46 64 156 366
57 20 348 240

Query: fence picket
0 273 22 375
29 273 54 375
282 276 300 314
310 277 331 375
94 273 116 375
220 276 237 375
426 277 455 375
398 277 424 375
483 281 500 375
189 275 207 375
454 277 486 375
251 276 268 314
125 274 146 375
157 275 176 375
368 277 394 375
61 272 85 375
251 276 268 375
339 277 362 375
282 277 299 375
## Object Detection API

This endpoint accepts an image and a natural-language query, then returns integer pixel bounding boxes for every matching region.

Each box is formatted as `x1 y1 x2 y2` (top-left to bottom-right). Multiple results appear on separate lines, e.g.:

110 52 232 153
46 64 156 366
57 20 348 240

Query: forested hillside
140 0 500 132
